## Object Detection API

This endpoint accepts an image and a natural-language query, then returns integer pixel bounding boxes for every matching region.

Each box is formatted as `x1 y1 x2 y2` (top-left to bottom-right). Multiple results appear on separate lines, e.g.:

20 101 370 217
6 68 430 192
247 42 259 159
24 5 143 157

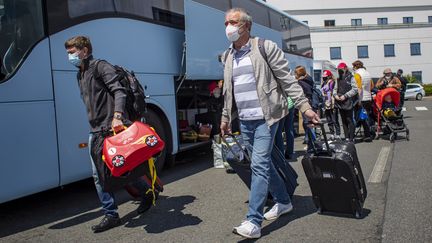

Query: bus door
0 0 59 203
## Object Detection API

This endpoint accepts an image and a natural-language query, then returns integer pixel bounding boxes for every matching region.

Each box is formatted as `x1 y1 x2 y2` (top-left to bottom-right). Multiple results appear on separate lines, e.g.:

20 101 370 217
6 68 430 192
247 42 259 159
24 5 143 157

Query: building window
410 43 421 56
357 45 368 58
303 20 308 25
384 44 395 57
377 18 388 25
412 71 422 83
351 18 362 26
330 47 341 60
429 16 432 23
324 20 335 27
403 17 413 24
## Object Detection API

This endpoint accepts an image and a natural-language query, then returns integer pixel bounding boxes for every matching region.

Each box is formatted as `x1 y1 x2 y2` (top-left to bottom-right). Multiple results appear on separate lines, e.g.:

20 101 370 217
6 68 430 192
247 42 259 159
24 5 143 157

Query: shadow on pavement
318 208 371 220
237 195 316 242
122 195 202 233
0 150 212 238
0 179 100 238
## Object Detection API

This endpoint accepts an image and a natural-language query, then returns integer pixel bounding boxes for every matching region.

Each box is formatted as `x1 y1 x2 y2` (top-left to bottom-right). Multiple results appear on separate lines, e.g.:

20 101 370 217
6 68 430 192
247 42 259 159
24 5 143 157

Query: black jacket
397 75 408 92
298 75 314 103
77 56 127 132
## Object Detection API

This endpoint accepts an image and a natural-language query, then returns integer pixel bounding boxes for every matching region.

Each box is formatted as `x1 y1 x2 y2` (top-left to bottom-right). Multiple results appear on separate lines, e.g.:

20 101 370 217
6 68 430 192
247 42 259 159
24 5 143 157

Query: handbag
103 121 165 177
212 135 226 169
91 132 148 192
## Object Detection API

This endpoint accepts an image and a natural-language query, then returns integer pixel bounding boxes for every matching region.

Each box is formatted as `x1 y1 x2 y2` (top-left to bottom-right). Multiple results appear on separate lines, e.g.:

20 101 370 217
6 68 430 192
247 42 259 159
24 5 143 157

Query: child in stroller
382 94 398 119
373 88 409 142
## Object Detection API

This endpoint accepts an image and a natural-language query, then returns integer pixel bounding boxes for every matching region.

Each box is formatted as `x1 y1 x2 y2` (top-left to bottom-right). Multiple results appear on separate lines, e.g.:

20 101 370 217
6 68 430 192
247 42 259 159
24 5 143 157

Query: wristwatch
113 113 122 120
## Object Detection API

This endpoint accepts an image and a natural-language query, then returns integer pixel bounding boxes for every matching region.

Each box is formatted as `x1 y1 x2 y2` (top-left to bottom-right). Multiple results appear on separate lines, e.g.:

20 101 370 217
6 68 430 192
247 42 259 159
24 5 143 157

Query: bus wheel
145 109 168 173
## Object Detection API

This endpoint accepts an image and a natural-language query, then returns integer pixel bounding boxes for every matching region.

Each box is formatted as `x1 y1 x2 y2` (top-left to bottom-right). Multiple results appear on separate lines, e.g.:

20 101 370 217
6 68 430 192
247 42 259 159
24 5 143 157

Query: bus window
66 0 184 30
231 0 270 28
67 0 118 18
283 19 313 58
0 0 45 82
268 9 284 31
192 0 231 12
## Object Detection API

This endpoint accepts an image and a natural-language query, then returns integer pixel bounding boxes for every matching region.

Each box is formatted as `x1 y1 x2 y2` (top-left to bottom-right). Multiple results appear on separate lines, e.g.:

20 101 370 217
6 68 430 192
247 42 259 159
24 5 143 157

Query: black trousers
355 102 372 138
339 109 355 141
400 92 405 108
324 108 341 136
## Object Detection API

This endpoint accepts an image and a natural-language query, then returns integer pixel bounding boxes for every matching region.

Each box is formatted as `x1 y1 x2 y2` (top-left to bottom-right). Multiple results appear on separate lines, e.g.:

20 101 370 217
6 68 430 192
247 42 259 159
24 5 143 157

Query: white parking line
368 146 391 183
415 106 428 111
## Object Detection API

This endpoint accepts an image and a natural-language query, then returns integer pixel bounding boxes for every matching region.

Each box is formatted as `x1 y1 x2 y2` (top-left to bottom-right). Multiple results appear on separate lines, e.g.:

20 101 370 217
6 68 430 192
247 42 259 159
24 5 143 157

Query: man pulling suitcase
302 120 367 218
220 8 320 239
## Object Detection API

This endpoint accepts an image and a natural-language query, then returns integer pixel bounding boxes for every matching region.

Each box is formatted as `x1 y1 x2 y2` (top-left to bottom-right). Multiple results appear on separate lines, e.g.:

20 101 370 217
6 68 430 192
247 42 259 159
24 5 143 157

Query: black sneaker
364 137 372 143
91 215 121 233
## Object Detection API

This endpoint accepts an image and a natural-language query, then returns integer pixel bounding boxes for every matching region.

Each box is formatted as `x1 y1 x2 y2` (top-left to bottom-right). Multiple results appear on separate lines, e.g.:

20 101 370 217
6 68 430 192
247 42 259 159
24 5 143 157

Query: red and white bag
103 121 165 177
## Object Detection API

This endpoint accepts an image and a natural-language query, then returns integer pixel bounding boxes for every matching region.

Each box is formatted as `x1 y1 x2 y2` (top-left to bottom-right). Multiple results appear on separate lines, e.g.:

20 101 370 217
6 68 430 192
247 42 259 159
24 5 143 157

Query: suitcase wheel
355 210 362 219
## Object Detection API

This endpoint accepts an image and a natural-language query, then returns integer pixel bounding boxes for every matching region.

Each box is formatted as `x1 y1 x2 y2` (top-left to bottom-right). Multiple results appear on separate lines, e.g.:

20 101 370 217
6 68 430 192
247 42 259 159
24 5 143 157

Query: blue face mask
68 52 82 67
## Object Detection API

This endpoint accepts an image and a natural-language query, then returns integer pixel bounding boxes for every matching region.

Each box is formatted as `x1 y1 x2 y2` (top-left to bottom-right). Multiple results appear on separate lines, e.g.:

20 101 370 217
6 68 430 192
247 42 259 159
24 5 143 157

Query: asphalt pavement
0 99 431 243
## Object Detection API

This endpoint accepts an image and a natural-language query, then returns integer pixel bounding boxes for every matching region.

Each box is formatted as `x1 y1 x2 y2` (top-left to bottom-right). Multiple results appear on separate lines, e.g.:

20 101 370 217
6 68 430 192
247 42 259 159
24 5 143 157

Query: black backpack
94 60 147 121
311 85 324 110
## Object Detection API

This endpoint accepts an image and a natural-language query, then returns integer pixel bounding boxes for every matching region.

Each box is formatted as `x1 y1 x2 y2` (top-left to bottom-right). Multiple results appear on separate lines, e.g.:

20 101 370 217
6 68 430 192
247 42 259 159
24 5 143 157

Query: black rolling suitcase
301 122 367 218
221 134 298 199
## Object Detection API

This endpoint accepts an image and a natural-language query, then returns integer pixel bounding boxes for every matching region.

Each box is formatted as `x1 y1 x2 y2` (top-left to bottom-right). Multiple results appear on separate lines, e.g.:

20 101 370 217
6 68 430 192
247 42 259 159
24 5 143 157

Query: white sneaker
264 202 293 220
233 220 261 239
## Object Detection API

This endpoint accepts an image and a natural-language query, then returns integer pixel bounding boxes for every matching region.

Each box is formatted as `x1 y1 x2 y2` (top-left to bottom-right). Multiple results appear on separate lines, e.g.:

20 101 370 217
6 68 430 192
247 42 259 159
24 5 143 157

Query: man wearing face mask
333 62 358 142
376 68 402 90
64 36 153 233
220 8 319 239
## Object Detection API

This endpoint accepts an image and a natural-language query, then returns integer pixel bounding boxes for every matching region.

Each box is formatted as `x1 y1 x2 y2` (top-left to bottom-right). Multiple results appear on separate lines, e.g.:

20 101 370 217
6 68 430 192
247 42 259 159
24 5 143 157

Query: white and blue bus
0 0 313 203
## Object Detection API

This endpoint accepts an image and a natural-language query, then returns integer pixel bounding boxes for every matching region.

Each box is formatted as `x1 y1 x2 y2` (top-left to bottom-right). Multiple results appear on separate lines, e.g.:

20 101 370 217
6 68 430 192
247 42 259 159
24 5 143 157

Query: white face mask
225 24 244 42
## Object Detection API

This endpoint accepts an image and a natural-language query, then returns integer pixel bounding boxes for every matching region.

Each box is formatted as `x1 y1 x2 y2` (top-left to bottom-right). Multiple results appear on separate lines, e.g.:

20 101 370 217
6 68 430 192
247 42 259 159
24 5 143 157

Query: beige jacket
221 37 311 127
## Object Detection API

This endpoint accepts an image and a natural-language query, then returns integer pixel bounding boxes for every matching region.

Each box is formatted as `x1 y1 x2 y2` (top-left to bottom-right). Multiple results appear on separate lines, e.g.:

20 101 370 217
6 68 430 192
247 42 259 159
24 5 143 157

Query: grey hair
226 8 253 25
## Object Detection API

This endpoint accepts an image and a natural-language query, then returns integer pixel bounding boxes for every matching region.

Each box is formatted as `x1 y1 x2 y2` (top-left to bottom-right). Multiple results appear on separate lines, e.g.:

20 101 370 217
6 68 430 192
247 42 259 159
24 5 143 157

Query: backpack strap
92 59 114 94
257 38 279 80
222 48 232 64
92 59 103 80
257 38 268 63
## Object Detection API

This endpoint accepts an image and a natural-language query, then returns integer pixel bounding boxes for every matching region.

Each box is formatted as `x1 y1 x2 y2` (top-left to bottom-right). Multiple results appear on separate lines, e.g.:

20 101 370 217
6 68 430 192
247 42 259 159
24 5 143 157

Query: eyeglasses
224 20 241 26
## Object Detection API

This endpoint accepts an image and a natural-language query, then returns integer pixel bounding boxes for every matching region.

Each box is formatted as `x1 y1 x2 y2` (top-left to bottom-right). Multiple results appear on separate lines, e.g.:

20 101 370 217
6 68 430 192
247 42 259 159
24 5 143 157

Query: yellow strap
145 157 157 205
354 73 362 90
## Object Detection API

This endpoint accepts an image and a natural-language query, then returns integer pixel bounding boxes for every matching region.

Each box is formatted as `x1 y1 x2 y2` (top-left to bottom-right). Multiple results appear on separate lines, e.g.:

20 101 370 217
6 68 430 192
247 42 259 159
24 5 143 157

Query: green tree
404 74 418 83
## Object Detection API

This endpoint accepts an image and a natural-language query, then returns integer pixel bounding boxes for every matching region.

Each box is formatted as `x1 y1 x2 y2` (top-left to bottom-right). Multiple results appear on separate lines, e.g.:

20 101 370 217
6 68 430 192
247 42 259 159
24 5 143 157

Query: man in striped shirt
221 8 320 239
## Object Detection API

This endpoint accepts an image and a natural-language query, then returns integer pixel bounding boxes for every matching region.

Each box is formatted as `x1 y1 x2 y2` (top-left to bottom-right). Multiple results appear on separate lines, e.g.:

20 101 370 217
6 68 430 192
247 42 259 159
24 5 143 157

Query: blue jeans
89 133 150 217
240 119 291 226
275 107 295 157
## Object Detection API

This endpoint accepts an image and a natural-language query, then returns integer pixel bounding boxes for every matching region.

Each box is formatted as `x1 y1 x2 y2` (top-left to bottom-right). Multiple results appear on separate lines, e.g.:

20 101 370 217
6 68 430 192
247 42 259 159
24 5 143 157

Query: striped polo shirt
232 42 264 121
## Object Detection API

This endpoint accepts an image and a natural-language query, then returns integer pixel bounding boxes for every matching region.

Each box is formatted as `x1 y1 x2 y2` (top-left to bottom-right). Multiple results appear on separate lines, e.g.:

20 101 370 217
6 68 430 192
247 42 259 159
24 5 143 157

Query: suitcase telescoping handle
220 133 251 162
307 119 331 155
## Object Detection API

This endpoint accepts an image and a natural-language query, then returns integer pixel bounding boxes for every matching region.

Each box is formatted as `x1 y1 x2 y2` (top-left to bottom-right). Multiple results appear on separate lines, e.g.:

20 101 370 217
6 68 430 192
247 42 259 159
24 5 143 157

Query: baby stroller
373 88 409 142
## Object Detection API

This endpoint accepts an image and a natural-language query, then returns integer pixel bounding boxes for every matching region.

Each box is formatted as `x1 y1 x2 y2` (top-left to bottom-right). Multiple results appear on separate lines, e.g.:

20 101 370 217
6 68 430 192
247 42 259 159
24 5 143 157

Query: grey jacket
221 37 311 127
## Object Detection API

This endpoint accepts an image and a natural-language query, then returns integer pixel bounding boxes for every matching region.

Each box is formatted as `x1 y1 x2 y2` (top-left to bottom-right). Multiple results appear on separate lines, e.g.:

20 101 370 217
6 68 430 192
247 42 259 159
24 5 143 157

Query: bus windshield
0 0 45 82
